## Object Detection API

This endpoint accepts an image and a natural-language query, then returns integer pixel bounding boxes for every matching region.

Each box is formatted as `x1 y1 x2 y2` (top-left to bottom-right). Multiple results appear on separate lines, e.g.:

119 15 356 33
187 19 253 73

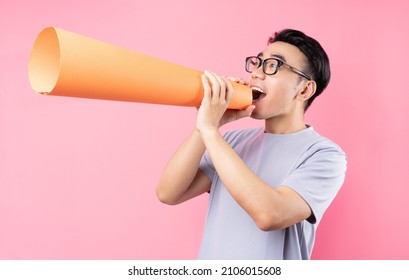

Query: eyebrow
257 52 287 62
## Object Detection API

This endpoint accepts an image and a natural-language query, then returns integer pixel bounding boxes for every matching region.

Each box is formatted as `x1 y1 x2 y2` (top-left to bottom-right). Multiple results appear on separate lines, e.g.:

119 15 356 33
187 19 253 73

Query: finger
204 70 221 100
238 78 249 85
245 105 256 115
237 105 256 119
222 77 234 104
226 76 248 85
212 72 227 101
225 76 238 83
201 74 211 104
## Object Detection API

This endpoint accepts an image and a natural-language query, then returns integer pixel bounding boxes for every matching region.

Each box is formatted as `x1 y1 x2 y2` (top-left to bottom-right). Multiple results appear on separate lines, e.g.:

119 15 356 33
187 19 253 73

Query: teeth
251 86 265 100
251 86 265 93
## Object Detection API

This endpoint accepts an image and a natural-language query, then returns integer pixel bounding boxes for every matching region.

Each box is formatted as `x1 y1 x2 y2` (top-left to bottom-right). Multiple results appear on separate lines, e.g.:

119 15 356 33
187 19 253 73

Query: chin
250 110 265 120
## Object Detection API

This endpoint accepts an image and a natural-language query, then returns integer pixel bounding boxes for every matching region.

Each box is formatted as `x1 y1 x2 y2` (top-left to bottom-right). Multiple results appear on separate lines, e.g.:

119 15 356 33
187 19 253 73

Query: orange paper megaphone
28 27 252 109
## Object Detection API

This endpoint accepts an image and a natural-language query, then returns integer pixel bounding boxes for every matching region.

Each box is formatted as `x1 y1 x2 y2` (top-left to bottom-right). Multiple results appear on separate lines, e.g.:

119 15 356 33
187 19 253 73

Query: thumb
227 105 255 123
237 105 255 119
220 106 255 127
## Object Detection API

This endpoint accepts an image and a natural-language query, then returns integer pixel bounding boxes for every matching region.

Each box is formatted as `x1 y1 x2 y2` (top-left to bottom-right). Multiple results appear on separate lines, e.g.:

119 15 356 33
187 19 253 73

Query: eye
265 59 278 70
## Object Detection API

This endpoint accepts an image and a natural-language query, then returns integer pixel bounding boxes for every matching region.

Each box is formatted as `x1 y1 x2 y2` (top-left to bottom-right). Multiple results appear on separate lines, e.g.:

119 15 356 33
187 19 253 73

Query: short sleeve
282 141 347 224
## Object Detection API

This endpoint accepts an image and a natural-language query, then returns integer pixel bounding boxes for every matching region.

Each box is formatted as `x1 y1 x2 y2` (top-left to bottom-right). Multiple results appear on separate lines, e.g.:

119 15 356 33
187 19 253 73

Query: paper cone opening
28 27 60 94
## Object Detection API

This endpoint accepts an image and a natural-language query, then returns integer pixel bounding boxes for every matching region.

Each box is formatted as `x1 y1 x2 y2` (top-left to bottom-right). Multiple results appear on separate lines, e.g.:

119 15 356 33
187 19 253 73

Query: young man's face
248 41 310 121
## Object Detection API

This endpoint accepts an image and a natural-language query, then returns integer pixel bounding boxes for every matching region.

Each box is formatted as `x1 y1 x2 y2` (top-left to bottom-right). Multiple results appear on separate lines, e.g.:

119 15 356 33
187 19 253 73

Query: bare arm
156 74 254 206
156 128 210 205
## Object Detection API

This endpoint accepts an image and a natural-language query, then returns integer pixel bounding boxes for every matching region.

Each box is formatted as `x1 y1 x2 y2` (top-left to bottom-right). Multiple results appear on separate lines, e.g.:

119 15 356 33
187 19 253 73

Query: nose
250 66 265 80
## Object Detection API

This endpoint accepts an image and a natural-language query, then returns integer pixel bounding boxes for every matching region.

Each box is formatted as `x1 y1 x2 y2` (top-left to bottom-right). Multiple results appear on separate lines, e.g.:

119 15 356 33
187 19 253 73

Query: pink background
1 0 408 259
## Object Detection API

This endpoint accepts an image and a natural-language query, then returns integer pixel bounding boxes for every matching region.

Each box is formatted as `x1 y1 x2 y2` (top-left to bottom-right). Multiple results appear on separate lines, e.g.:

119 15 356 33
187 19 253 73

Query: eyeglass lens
246 57 279 75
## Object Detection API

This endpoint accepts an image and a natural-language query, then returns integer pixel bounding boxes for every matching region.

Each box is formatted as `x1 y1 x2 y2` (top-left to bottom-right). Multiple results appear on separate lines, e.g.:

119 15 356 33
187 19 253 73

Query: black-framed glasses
245 56 312 80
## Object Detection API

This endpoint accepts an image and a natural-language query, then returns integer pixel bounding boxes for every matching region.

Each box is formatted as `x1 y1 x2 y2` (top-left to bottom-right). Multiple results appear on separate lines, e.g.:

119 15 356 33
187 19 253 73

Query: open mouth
252 86 266 101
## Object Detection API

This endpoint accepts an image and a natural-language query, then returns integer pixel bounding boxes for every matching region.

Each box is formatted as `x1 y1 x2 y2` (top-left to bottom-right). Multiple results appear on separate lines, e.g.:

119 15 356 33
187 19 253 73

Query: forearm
200 129 311 230
200 130 286 229
156 128 207 204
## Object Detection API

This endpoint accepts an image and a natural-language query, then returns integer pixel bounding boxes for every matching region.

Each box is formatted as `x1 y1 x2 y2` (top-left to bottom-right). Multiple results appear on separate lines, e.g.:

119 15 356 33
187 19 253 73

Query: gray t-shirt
198 126 347 259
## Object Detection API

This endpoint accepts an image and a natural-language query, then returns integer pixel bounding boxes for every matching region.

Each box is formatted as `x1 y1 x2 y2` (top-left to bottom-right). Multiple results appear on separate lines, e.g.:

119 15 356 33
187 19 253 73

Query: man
156 29 347 259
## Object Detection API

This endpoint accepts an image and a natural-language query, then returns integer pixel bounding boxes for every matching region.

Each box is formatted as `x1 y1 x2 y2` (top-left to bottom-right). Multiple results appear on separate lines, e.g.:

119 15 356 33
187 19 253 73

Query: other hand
196 71 255 134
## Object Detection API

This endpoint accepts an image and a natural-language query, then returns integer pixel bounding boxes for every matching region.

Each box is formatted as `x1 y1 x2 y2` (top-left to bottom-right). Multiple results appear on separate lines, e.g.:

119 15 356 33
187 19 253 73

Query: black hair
269 29 330 110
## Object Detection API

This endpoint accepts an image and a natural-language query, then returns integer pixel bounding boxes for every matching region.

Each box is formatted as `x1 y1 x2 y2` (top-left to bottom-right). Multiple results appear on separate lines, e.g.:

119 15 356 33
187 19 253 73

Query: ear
297 80 317 102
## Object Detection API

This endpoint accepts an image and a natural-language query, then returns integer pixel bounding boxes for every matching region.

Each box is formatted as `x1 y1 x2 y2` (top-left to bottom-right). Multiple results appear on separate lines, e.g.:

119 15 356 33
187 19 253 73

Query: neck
264 113 307 134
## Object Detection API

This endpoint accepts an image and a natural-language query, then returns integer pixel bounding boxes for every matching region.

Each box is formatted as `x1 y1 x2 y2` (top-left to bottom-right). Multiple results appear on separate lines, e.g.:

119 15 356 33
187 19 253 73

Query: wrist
198 127 221 142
